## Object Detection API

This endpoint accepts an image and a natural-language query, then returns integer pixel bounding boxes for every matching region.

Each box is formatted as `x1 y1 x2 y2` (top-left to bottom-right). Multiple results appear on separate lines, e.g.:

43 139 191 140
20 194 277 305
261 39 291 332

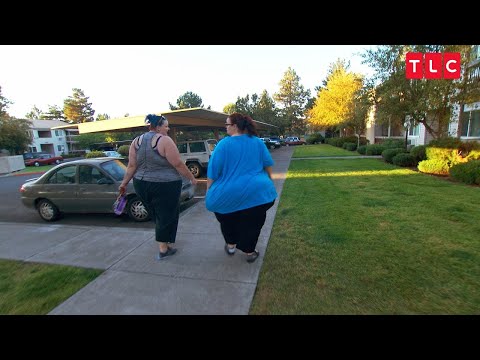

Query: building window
461 109 480 138
409 124 420 136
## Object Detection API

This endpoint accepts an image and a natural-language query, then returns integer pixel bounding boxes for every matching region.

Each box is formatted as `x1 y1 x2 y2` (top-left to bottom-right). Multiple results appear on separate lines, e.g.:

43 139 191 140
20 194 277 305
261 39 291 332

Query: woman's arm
161 137 198 185
264 166 273 180
206 178 213 191
119 142 138 195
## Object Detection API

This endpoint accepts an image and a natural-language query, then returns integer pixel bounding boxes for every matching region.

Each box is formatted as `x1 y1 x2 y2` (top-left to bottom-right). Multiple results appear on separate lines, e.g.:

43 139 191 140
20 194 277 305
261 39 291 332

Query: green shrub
381 138 405 149
418 159 450 175
343 142 357 151
118 145 130 157
306 133 324 144
392 153 416 167
410 145 427 163
382 148 407 163
365 144 386 155
357 145 367 155
449 160 480 185
85 151 105 159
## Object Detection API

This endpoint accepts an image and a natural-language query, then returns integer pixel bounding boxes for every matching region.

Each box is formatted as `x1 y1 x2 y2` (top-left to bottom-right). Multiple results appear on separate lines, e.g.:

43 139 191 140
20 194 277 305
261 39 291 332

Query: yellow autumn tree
308 60 363 129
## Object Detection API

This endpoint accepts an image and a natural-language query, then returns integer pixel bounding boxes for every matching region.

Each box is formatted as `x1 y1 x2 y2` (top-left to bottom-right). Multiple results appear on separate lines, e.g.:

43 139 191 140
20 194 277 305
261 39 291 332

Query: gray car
19 158 196 222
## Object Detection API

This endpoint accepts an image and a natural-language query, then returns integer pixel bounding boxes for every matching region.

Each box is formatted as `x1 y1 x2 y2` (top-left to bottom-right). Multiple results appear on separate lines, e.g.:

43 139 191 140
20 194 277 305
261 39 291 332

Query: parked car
269 136 286 146
23 151 50 162
24 153 64 166
19 158 196 222
284 136 306 146
176 139 218 178
259 137 281 149
103 150 122 157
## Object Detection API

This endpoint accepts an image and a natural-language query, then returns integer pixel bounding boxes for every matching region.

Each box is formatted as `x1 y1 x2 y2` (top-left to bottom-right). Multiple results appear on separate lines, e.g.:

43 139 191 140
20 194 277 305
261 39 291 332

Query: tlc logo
406 52 461 79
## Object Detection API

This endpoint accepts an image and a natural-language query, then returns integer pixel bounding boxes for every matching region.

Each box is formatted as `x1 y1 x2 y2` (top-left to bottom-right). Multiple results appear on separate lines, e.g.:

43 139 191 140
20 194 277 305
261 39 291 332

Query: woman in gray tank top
119 114 198 260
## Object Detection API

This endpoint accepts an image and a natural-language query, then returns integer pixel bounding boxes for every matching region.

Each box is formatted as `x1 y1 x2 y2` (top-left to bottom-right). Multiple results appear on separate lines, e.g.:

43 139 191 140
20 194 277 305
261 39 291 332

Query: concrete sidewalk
0 146 293 314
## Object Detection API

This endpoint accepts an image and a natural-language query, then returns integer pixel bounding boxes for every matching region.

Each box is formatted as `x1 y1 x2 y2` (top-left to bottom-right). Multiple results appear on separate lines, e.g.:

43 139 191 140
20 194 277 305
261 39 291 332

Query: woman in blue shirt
206 113 277 263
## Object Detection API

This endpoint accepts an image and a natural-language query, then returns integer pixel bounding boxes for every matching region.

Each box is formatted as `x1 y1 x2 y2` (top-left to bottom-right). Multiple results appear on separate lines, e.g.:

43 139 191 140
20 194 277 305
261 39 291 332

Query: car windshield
100 159 126 181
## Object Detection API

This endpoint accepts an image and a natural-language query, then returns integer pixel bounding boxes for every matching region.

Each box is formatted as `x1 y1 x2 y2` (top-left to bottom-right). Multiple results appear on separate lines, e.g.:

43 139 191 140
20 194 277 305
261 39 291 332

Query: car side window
46 166 76 184
79 165 94 184
177 143 187 154
189 142 206 152
92 167 108 183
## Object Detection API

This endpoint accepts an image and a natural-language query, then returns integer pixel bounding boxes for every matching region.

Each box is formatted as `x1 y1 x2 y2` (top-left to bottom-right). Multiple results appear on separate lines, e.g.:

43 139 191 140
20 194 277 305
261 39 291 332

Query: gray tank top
133 132 181 182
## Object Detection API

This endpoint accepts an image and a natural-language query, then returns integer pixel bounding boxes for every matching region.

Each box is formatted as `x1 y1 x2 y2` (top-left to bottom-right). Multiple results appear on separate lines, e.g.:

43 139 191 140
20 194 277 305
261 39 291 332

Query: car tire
37 199 60 221
127 196 150 222
187 162 202 178
34 161 40 166
55 159 61 164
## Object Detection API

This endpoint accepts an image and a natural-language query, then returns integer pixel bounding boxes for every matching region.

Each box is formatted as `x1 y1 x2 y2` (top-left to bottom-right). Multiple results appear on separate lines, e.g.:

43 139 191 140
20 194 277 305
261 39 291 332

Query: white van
176 139 218 178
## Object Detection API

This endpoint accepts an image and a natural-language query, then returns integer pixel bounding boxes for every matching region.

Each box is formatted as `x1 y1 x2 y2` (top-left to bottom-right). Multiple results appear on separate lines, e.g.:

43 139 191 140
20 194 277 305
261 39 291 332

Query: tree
360 45 475 139
307 59 364 133
169 91 204 110
95 113 110 121
223 103 236 114
449 45 480 138
42 105 66 120
252 90 279 134
76 133 108 149
25 105 43 120
63 88 95 123
273 67 311 135
0 85 13 119
0 88 32 155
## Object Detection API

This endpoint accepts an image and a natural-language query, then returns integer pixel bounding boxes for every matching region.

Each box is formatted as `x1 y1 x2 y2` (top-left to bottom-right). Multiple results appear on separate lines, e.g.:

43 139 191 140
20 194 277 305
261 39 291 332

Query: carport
52 108 278 143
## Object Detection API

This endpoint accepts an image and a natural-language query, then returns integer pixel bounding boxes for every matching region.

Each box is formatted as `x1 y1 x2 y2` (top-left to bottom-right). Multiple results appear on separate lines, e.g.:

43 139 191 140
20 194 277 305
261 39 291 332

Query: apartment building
26 119 79 156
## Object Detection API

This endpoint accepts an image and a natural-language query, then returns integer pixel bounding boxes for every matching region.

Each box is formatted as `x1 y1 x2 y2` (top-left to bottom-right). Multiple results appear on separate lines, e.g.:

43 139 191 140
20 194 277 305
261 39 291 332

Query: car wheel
187 162 202 178
37 199 60 221
127 196 150 222
55 159 61 164
34 161 40 166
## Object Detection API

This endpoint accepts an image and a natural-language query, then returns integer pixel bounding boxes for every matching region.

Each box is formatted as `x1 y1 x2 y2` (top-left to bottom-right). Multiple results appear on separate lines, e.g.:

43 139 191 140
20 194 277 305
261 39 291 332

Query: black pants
133 178 182 243
214 201 275 253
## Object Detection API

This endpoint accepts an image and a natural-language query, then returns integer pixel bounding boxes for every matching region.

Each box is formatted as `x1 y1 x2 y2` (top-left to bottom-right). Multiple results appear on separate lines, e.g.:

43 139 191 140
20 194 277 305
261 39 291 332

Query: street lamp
404 117 412 149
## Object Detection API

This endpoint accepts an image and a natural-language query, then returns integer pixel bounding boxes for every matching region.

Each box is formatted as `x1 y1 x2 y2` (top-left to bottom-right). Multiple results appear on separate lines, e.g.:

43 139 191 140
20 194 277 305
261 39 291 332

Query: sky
0 45 376 119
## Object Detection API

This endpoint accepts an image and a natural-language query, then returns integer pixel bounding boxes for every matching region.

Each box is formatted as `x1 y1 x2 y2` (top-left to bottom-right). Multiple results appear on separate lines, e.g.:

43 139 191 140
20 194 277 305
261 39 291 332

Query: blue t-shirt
206 134 278 214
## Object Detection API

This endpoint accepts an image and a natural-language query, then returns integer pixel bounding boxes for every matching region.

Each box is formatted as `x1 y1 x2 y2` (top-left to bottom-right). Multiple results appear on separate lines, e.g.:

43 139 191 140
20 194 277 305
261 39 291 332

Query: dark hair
145 114 167 128
227 112 258 136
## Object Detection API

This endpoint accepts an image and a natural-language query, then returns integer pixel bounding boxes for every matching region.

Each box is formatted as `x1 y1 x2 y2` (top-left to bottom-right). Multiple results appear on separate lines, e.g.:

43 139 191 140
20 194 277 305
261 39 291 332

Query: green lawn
0 259 102 314
292 143 360 158
250 158 480 314
13 165 53 175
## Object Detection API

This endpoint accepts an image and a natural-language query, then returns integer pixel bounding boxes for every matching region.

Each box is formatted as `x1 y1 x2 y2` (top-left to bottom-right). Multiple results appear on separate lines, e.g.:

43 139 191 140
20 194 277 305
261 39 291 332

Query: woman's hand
190 178 198 186
118 183 127 195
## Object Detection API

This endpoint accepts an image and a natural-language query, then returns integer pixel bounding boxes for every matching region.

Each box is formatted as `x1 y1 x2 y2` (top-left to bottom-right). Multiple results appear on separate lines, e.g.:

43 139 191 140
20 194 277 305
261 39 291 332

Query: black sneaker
246 250 260 263
156 248 177 260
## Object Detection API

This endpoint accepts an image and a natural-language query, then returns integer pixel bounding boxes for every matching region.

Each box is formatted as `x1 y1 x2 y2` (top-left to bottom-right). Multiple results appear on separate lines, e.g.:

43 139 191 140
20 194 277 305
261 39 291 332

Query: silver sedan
20 158 195 222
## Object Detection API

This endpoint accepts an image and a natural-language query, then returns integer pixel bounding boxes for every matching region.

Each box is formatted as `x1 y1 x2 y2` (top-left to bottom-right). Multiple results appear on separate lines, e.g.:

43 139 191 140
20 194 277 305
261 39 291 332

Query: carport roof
51 108 278 134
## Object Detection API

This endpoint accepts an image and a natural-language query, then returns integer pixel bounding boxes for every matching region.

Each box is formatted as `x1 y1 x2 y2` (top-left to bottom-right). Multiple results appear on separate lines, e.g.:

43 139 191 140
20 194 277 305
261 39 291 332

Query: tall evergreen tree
25 105 43 120
42 105 66 120
169 91 204 110
252 90 279 134
63 88 95 123
273 67 311 135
